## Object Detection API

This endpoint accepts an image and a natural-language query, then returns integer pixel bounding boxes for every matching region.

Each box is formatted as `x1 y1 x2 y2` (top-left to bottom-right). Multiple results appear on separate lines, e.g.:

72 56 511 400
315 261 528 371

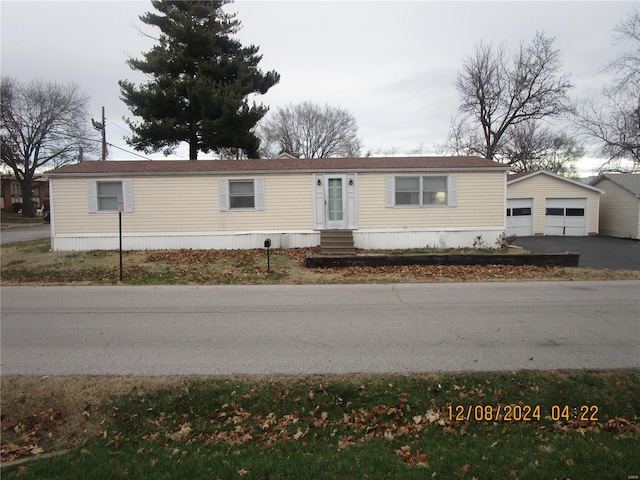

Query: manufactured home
46 156 509 251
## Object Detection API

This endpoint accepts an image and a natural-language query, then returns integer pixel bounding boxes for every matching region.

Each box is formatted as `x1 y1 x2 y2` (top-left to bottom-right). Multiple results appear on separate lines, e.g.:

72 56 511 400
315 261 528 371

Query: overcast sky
1 1 636 173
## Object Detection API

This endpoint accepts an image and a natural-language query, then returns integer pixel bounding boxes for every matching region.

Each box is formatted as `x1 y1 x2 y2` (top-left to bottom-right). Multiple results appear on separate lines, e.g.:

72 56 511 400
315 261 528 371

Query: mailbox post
264 238 271 273
117 196 124 281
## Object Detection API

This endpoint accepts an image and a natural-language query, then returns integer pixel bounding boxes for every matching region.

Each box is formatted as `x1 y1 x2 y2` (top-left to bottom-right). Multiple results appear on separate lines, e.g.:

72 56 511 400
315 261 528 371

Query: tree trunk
189 142 198 160
19 179 35 217
189 128 198 160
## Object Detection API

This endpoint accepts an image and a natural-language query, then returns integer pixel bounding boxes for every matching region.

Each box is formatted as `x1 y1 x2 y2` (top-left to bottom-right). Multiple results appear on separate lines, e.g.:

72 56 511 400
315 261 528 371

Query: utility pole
101 106 107 161
92 107 107 161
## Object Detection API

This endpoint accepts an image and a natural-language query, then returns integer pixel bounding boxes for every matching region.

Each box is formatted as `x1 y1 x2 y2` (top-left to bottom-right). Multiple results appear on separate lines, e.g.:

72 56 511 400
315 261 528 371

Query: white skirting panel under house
51 227 506 251
353 228 506 250
51 231 321 251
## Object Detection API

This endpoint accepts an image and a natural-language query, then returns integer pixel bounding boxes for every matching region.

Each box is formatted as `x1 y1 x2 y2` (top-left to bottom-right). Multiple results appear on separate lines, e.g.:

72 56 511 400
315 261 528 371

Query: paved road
0 224 50 245
514 236 640 270
2 282 638 375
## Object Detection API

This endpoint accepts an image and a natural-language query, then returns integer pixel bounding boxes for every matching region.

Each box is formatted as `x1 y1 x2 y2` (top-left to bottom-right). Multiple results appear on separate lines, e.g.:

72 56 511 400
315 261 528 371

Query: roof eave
592 174 640 196
507 170 604 193
47 165 510 178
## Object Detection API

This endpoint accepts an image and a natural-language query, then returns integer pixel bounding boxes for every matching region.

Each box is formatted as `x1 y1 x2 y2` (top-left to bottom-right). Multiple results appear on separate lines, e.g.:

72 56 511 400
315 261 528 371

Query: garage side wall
597 179 640 239
507 175 599 236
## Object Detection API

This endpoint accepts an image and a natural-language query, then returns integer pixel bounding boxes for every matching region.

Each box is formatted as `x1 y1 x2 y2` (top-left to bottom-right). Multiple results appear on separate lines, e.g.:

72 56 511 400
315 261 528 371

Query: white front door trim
325 174 347 229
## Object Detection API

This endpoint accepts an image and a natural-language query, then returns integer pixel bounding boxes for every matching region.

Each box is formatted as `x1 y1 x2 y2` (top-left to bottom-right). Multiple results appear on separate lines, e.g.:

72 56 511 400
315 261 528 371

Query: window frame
219 178 265 211
87 180 133 213
512 207 532 217
228 179 256 210
96 181 123 212
386 175 456 208
545 207 565 216
566 208 585 217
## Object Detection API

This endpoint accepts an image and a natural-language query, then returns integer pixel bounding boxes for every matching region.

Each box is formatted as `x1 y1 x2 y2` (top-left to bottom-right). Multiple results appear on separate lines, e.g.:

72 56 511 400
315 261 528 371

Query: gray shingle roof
47 156 507 176
594 173 640 196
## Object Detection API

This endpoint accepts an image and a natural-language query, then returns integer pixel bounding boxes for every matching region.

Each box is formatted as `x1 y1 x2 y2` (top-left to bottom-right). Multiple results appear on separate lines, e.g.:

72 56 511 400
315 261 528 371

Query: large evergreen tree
119 0 279 159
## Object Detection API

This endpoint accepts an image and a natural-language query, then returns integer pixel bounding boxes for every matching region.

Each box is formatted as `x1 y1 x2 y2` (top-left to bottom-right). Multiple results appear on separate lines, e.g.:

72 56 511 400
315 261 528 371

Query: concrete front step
320 230 355 255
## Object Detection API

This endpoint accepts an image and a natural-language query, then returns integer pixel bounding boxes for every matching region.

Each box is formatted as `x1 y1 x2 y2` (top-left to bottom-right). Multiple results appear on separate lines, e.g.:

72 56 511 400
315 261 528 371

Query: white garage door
506 198 533 237
544 198 587 236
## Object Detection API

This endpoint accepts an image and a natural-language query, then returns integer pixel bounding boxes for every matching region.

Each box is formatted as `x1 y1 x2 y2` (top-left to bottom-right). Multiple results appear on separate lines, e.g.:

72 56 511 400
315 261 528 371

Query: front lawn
2 239 639 285
2 370 639 478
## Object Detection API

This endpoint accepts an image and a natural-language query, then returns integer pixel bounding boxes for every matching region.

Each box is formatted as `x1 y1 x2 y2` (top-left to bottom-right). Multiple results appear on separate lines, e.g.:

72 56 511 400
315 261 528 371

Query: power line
106 119 132 136
103 119 188 160
106 143 152 160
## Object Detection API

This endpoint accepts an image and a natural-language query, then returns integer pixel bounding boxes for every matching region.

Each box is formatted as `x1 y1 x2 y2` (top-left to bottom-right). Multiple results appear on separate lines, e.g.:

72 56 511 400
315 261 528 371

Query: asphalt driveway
514 236 640 271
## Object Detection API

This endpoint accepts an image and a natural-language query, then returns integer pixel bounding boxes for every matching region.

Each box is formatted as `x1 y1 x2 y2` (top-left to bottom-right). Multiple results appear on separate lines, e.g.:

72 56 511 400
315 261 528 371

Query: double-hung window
87 180 133 213
395 177 420 205
97 182 122 211
229 180 256 209
219 178 265 211
386 175 457 207
422 176 447 205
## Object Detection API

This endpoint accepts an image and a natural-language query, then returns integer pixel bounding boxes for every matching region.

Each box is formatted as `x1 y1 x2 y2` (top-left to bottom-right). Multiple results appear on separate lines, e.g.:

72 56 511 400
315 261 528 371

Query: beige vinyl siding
597 179 640 239
508 175 600 235
358 171 504 229
52 174 313 235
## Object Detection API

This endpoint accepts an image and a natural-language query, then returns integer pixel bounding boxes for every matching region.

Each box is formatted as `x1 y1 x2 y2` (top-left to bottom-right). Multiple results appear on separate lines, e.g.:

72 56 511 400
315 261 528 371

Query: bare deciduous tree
1 77 96 216
445 32 573 162
259 102 362 158
502 121 583 174
574 8 639 172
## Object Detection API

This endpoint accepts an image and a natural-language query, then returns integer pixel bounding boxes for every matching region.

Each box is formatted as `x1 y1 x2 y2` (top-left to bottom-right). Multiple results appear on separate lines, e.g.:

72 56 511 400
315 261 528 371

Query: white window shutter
219 179 229 211
346 174 358 229
123 180 134 213
385 176 395 207
87 181 97 213
448 175 457 207
255 178 265 210
312 174 324 229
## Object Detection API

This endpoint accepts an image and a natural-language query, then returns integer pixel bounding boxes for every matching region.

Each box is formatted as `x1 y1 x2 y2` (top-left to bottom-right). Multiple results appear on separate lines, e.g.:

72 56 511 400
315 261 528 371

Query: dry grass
2 239 640 285
2 239 639 465
2 370 639 474
0 372 425 461
1 375 185 460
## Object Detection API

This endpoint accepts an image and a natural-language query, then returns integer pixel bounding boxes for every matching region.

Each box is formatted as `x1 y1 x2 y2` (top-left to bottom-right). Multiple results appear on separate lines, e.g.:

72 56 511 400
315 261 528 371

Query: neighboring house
0 174 49 212
591 173 640 240
46 156 509 251
506 170 603 237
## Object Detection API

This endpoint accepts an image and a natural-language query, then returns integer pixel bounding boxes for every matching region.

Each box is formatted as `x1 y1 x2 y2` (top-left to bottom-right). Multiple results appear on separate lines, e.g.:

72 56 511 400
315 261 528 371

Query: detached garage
591 173 640 239
507 171 602 237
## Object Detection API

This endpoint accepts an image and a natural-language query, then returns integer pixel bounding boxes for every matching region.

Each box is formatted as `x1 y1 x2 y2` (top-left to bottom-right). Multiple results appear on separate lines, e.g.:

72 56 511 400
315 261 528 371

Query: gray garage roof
593 173 640 197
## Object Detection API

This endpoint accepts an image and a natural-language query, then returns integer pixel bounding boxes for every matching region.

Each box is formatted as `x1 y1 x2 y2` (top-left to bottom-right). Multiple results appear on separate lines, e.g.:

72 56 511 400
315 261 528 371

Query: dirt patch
0 375 184 462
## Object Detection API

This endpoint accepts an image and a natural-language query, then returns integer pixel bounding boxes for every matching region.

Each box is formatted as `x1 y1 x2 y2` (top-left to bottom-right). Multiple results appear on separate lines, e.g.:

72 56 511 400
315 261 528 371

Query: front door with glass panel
326 176 346 229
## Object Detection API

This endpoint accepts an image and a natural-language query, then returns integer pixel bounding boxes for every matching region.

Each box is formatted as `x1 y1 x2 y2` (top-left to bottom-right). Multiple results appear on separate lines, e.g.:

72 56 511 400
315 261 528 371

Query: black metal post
264 238 271 274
